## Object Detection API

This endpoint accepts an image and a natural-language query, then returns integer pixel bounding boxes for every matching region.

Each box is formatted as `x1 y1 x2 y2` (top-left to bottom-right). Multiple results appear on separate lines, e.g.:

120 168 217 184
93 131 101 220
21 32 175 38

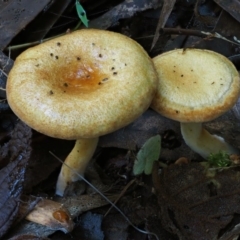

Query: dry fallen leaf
0 0 52 50
89 0 162 30
0 121 32 237
8 235 50 240
213 0 240 23
152 162 240 239
6 193 116 238
151 0 176 50
25 198 74 233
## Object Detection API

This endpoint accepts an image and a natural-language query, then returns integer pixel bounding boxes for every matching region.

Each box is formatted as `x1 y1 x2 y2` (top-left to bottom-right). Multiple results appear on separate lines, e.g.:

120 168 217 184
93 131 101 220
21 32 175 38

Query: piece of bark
0 121 32 237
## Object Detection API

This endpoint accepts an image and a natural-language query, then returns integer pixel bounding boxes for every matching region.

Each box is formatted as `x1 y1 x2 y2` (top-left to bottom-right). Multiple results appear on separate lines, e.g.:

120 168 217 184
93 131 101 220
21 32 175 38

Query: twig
0 69 8 78
7 21 82 51
161 28 240 46
161 28 207 38
7 33 65 51
104 178 136 217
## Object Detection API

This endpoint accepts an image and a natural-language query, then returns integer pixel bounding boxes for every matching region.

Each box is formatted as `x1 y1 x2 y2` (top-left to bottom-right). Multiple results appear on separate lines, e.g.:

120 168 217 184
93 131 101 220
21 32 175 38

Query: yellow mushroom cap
7 29 158 139
151 48 240 122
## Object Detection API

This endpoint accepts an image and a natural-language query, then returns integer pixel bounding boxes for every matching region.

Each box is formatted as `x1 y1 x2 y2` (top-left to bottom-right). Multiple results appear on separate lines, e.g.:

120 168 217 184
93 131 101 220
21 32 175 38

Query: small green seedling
207 151 231 168
75 0 89 27
133 135 161 175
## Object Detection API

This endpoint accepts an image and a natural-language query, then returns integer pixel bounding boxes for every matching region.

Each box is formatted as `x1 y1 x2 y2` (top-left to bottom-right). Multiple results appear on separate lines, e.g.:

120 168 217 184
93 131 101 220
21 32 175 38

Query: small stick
161 28 240 46
104 178 136 217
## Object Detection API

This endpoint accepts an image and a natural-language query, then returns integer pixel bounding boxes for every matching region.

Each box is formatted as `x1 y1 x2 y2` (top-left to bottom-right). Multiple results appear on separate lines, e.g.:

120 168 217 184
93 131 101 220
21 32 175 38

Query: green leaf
75 0 88 27
133 135 161 175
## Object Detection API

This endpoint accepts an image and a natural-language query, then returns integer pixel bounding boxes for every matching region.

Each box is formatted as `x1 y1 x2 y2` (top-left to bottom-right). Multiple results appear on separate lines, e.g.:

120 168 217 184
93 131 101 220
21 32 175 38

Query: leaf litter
1 0 240 239
0 121 31 237
152 161 240 240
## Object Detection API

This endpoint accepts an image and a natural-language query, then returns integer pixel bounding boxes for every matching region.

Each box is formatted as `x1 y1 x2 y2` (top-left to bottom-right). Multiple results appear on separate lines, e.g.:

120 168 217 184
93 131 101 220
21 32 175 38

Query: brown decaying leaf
153 162 240 240
213 0 240 23
9 235 50 240
89 0 162 30
151 0 176 50
0 51 13 98
6 193 116 238
25 198 74 233
0 0 52 50
0 121 32 238
20 0 72 43
57 194 115 219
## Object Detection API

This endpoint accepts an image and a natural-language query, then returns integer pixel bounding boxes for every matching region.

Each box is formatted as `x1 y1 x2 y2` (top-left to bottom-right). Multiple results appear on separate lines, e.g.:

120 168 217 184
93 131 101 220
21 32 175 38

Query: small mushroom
151 48 240 159
6 29 158 196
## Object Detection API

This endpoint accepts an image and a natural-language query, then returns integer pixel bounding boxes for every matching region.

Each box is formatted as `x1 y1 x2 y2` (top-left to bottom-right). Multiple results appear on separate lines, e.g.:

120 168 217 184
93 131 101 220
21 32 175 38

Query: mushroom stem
180 122 239 159
56 137 99 196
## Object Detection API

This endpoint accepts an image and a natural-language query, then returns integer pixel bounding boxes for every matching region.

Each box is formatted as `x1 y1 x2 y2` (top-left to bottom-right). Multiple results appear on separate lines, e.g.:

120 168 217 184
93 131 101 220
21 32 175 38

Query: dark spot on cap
181 74 184 77
50 53 53 57
99 54 102 58
76 57 81 61
111 67 115 70
211 82 215 85
64 83 68 87
49 90 54 95
55 56 59 60
113 72 118 75
57 42 61 46
176 110 179 113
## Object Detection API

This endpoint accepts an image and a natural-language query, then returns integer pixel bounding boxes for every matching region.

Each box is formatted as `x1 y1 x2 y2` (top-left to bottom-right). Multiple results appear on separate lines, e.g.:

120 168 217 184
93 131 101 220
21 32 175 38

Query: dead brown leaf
151 0 176 50
89 0 162 30
9 235 50 240
214 0 240 23
6 193 116 238
0 0 52 50
153 162 240 240
0 121 32 237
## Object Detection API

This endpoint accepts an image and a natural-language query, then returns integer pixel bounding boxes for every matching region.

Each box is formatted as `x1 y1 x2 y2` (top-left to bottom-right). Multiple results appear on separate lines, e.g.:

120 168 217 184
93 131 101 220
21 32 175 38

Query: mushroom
151 48 240 159
6 29 158 196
